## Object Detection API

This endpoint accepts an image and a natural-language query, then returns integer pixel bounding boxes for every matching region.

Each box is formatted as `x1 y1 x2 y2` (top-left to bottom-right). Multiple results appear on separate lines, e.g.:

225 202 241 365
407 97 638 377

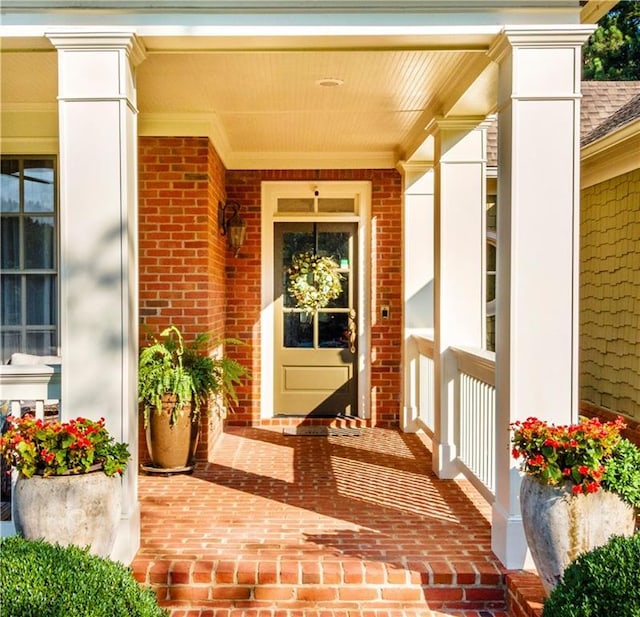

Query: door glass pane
278 198 314 213
1 275 21 325
282 230 315 308
24 160 54 213
285 271 318 309
26 330 57 356
1 216 20 269
318 312 349 348
26 275 56 325
0 160 19 213
326 273 348 308
283 274 299 308
283 312 314 348
283 231 314 262
318 198 354 213
318 231 349 264
1 331 21 363
25 216 55 269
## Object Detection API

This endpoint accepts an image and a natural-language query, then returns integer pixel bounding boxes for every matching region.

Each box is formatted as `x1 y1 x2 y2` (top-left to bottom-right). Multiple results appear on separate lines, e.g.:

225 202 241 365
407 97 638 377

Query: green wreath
287 251 343 313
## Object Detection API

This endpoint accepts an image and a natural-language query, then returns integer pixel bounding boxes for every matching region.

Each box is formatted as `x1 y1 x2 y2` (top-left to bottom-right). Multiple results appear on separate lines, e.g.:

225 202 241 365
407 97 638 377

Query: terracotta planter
13 470 121 558
520 475 636 594
145 394 199 470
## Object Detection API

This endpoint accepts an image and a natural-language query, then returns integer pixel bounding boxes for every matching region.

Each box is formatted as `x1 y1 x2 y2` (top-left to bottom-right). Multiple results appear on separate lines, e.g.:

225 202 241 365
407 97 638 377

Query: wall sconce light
219 200 247 257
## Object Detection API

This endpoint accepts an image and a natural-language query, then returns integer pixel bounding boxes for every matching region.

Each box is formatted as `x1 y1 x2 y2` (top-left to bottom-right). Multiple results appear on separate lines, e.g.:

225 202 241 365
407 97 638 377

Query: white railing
407 333 496 501
0 363 62 536
0 364 61 420
451 346 496 500
408 333 436 434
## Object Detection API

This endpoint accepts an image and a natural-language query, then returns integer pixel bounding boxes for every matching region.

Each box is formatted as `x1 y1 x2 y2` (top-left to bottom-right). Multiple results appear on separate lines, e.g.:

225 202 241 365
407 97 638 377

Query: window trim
1 154 60 361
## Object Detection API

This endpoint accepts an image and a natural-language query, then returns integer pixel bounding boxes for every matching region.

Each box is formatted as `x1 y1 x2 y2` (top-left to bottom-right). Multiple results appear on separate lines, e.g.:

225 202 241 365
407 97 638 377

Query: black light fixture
219 200 247 257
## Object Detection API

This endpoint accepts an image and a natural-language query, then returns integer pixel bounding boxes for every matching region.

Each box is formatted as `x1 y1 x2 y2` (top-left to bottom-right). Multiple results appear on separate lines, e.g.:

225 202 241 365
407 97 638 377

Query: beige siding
580 168 640 421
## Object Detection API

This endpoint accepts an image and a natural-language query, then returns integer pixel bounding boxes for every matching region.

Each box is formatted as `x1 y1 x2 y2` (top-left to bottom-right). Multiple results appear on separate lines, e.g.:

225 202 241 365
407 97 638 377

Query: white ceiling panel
2 40 496 168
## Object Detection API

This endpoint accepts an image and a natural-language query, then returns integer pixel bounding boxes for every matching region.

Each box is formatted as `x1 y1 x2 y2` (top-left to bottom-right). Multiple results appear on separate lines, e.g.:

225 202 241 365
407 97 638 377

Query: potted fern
138 326 248 471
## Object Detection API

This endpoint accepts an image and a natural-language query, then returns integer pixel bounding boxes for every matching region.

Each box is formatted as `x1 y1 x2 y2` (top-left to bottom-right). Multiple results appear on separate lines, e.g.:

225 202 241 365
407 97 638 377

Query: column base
491 500 534 570
432 441 459 479
110 502 141 565
401 405 419 432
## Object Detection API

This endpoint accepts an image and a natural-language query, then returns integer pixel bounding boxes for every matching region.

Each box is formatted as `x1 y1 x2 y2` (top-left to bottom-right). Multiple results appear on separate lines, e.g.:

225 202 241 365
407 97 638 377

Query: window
1 157 58 363
486 193 497 352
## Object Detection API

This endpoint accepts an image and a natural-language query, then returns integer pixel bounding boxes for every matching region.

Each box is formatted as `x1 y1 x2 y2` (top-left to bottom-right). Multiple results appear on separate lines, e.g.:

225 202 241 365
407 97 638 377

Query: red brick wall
138 136 228 460
225 169 403 427
139 136 226 340
138 140 404 442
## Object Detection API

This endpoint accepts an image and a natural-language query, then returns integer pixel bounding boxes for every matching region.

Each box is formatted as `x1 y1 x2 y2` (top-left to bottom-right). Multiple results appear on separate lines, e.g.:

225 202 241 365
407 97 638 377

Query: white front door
274 221 358 416
261 181 371 420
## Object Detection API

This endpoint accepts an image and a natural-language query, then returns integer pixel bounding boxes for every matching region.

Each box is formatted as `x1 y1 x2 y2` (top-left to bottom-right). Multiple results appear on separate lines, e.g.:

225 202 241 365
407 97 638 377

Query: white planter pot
13 471 121 558
520 475 636 594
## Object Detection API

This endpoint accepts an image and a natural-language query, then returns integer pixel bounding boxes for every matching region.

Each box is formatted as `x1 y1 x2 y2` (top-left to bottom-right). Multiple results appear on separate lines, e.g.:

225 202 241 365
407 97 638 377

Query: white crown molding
227 150 396 170
46 31 147 65
430 115 489 131
138 112 395 169
397 160 434 174
488 25 595 64
138 111 232 164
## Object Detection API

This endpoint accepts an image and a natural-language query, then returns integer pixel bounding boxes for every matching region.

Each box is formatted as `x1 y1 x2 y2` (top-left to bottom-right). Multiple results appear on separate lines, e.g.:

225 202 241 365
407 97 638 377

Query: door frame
260 180 372 420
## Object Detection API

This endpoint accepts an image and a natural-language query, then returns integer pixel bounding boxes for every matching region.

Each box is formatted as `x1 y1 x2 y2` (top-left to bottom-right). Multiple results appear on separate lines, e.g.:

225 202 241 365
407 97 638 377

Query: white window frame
0 155 59 362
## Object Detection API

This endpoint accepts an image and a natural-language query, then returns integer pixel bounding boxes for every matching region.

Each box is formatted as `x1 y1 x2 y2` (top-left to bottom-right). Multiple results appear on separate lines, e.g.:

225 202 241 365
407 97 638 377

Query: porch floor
132 425 530 617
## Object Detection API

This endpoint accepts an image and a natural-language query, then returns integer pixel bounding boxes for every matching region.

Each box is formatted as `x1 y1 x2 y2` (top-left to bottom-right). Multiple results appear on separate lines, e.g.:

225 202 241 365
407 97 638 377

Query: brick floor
132 426 513 616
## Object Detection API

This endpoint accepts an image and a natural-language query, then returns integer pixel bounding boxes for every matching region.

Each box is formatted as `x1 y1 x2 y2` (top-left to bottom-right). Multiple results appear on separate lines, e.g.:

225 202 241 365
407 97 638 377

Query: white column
433 118 487 477
48 31 146 564
400 163 434 432
488 26 594 569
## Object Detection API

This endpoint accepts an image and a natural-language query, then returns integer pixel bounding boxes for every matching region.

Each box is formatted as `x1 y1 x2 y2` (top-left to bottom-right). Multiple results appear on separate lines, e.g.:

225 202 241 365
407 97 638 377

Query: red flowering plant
0 415 130 478
511 416 640 506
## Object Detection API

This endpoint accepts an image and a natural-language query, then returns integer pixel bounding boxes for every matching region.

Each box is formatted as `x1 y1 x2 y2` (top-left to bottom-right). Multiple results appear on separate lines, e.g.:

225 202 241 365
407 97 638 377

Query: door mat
283 426 363 437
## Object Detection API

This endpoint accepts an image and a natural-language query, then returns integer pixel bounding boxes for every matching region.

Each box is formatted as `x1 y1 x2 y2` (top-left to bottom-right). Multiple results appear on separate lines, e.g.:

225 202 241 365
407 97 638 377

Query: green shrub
602 438 640 508
0 536 167 617
542 532 640 617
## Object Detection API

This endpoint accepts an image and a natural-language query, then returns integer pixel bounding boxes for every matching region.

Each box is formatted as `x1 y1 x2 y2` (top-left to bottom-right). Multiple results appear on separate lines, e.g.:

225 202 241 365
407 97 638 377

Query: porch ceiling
138 42 496 169
0 0 607 169
1 31 499 169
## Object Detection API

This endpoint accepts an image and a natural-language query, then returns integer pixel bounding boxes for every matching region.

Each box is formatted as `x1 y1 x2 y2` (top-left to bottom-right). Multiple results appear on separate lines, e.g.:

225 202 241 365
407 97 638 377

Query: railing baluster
407 337 496 500
414 336 436 434
450 346 496 500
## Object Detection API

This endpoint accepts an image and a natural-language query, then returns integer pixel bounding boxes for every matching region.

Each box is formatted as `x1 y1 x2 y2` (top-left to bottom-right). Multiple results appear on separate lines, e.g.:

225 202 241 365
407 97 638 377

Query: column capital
428 115 490 134
46 31 146 66
488 25 595 64
397 160 434 176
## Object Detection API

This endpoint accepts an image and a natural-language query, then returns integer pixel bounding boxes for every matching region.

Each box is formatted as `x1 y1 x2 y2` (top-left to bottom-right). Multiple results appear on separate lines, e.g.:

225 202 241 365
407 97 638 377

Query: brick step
134 428 508 617
506 571 544 617
135 559 506 614
168 609 509 617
